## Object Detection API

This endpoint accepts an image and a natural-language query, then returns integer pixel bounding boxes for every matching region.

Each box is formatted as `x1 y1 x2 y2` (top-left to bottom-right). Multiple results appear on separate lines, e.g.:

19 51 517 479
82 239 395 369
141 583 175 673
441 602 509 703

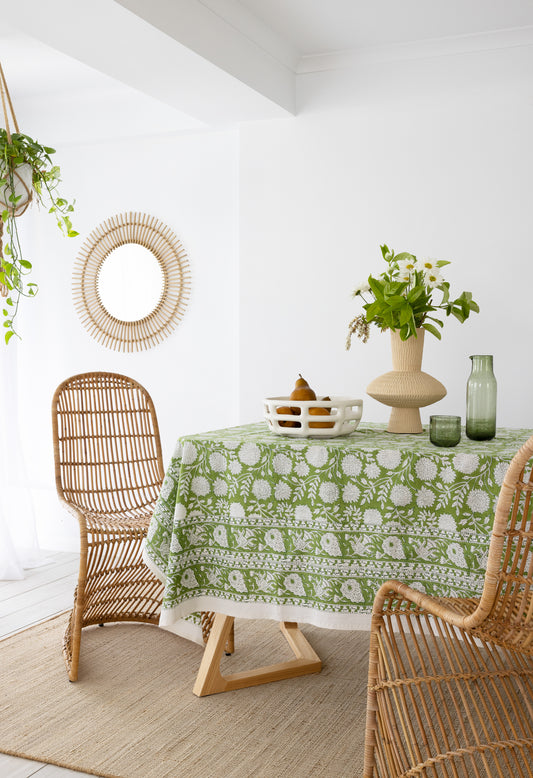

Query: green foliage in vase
346 244 479 347
0 128 78 343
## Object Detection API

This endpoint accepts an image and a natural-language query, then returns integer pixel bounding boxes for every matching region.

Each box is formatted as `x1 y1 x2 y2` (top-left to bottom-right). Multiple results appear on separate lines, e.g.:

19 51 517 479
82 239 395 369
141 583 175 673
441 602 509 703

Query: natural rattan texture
51 372 215 681
72 212 191 352
364 434 533 777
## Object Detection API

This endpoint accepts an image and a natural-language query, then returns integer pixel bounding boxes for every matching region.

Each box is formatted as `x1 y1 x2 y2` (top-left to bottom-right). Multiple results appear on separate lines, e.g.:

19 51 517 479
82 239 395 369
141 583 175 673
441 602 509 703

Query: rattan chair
52 372 167 681
364 434 533 777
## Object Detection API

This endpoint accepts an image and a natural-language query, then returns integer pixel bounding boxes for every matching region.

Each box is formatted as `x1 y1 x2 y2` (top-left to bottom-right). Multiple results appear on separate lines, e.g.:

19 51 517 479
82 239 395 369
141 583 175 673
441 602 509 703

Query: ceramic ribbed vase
366 328 446 434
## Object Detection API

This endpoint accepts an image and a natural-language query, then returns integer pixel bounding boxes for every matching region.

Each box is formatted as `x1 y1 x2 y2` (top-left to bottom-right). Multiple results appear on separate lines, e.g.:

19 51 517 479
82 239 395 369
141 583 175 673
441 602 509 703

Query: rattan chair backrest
469 434 533 648
52 371 164 516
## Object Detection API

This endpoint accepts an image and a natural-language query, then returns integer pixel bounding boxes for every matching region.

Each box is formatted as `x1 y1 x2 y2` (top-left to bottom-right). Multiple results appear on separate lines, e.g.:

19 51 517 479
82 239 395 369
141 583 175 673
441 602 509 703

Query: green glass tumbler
429 415 462 447
466 355 497 441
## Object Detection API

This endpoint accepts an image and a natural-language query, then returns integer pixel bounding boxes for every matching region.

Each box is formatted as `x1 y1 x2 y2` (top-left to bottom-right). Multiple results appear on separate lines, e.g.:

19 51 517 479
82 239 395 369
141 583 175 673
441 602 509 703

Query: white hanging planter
0 162 33 216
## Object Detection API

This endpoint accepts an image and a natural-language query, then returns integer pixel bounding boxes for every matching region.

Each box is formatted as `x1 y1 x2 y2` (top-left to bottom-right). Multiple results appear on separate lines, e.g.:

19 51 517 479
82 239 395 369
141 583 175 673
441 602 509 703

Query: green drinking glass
429 415 462 447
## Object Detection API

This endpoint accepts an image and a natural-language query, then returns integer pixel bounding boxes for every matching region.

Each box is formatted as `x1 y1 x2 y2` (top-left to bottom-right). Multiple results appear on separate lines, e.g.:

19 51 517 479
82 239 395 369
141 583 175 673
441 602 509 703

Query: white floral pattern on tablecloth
145 422 532 627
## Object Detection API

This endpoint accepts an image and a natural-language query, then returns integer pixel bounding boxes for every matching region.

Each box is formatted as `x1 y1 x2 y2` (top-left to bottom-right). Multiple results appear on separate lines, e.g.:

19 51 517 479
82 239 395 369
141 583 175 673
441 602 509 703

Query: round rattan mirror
72 212 191 352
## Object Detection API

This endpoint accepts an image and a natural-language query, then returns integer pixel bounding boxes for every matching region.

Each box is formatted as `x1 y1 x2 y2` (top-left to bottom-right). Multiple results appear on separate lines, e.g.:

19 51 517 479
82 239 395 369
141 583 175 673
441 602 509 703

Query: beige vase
366 328 446 433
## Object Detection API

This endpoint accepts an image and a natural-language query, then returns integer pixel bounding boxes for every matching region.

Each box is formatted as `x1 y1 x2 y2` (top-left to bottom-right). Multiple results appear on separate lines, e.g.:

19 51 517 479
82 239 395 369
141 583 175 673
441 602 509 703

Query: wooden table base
193 613 322 696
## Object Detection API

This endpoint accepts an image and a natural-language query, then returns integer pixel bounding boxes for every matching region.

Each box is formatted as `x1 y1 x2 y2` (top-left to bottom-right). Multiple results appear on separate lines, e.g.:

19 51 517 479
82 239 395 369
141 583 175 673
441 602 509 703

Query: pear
309 406 334 429
276 406 300 428
289 374 316 402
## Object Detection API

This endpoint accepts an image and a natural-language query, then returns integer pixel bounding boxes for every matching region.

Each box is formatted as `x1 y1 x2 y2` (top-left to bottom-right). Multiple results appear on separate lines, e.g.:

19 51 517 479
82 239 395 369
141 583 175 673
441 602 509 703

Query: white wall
9 37 533 555
238 44 533 429
13 127 239 550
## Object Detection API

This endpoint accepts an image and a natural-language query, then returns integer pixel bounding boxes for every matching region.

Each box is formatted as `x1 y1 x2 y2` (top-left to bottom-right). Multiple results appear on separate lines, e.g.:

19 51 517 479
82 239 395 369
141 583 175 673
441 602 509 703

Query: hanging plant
0 63 78 344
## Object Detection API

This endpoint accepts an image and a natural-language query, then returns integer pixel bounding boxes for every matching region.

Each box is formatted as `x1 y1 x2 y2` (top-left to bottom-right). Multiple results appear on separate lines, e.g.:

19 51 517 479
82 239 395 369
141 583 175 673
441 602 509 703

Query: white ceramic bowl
264 396 363 438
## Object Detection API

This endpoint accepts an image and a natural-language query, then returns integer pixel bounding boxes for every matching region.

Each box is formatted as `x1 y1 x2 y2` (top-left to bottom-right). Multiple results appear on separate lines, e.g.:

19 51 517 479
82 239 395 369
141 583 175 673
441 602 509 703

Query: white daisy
397 256 417 276
417 257 437 272
229 460 242 474
352 281 371 296
423 268 443 288
229 502 245 518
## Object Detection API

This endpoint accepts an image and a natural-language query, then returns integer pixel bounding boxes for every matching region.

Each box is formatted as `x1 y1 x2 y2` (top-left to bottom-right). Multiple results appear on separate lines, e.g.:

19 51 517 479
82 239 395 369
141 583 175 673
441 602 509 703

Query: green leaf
19 259 32 269
5 330 15 344
422 322 442 339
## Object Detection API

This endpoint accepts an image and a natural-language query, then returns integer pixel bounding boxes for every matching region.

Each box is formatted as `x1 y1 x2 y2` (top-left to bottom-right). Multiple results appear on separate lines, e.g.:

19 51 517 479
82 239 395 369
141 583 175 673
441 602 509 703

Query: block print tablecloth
143 422 532 643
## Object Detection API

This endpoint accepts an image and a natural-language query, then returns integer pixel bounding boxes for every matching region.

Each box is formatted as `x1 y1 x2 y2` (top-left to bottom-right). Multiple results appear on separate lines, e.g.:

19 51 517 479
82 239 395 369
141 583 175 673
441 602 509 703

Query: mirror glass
97 244 164 321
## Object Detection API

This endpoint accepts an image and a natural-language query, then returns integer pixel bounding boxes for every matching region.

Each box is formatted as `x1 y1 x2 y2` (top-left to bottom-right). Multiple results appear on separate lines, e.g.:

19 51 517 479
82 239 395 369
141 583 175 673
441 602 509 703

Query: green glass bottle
466 355 497 440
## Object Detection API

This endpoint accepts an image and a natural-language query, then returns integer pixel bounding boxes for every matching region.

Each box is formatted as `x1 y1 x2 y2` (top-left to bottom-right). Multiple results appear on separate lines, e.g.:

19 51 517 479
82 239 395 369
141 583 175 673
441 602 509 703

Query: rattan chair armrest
373 579 471 629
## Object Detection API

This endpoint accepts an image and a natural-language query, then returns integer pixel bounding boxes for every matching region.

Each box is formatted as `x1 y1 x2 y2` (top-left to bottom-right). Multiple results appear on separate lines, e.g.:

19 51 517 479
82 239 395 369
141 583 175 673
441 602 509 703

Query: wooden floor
0 550 98 777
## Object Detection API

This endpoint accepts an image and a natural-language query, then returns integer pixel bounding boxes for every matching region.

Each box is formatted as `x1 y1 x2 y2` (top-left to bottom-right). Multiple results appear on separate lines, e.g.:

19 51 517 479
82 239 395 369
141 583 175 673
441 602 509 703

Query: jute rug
0 614 369 778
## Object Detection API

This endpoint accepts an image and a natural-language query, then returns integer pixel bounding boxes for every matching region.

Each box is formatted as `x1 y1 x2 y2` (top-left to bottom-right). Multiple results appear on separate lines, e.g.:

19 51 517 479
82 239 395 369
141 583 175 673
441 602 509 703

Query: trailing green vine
0 129 78 343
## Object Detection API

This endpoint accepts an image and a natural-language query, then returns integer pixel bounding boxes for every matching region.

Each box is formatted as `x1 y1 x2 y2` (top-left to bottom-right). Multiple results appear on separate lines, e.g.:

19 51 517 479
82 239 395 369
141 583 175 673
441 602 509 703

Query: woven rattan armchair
364 434 533 777
52 372 167 681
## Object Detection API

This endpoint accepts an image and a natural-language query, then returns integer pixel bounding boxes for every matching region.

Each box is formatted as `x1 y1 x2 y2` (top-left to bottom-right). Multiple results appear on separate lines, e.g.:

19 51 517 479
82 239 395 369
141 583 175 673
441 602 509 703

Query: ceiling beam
0 0 295 125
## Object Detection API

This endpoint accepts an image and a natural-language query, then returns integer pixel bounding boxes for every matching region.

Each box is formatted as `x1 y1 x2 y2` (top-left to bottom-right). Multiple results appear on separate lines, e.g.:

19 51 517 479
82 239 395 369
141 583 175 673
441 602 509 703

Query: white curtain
0 338 45 580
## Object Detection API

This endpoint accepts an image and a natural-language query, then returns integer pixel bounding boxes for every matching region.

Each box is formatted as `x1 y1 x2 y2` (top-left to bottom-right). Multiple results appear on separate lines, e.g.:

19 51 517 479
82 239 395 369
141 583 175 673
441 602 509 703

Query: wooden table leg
193 613 322 697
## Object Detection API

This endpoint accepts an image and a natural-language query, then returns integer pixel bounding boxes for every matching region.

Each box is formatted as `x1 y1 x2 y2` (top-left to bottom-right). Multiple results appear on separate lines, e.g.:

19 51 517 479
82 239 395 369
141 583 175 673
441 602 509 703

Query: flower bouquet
346 244 479 347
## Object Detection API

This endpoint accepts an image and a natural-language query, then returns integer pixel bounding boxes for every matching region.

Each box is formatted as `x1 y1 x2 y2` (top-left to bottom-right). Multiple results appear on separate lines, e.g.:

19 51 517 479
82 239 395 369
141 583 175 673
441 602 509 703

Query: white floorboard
0 552 97 778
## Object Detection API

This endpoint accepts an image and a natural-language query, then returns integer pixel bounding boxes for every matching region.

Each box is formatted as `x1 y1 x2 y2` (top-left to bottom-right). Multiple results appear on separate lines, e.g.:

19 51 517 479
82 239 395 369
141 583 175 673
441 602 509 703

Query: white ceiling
1 0 533 142
236 0 533 54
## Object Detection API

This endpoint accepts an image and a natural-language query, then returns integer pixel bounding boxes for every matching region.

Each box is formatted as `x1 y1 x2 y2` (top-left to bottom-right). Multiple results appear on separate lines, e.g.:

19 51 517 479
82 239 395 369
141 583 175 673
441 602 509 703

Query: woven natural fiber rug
0 614 369 778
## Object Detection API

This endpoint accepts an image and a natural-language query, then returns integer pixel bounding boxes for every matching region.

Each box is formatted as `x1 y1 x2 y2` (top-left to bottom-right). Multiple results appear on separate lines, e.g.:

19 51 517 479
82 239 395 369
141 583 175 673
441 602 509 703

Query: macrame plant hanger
0 62 33 298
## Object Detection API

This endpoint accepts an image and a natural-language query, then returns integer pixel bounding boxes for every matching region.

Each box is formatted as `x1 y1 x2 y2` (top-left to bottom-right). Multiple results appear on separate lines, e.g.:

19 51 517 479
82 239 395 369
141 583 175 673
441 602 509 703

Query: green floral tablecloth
143 422 532 644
